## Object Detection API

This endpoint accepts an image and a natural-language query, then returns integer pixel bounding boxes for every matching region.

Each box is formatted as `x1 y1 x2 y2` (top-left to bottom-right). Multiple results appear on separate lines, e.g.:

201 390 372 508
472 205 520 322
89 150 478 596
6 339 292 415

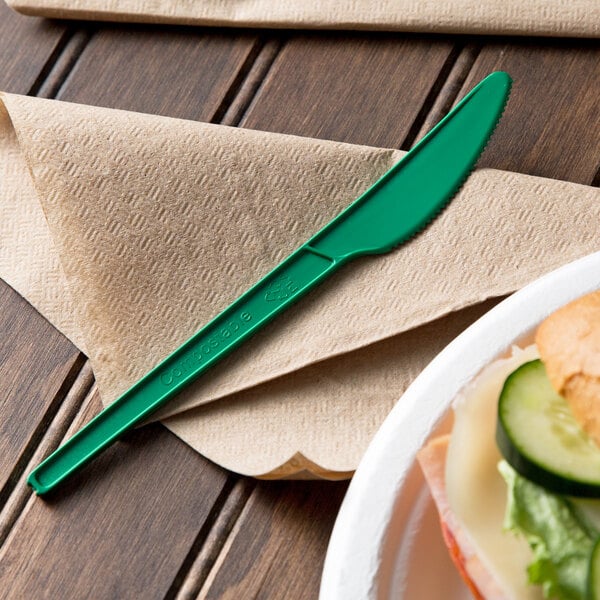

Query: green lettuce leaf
498 460 598 600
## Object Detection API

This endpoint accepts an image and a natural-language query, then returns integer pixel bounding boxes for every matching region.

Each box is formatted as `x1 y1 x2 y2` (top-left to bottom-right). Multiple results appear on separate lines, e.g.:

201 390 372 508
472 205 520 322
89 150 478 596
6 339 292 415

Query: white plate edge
320 251 600 600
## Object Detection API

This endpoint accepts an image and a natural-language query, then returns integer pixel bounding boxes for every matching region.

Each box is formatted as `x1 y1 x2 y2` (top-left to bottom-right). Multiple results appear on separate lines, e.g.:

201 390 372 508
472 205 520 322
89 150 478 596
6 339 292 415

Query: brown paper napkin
6 0 600 37
2 91 600 478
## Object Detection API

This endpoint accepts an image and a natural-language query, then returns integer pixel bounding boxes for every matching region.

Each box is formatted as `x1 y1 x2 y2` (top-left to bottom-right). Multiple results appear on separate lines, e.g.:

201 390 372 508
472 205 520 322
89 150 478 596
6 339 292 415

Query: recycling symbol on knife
265 276 300 302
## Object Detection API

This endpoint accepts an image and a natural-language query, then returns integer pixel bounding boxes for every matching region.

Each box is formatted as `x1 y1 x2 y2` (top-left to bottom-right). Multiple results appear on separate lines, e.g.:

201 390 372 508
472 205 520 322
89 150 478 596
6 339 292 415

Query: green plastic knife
28 71 511 496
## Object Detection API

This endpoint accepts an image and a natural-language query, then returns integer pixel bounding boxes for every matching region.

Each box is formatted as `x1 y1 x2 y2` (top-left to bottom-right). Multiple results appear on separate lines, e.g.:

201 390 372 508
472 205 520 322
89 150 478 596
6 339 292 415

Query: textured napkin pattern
7 0 600 37
2 91 600 477
0 101 86 350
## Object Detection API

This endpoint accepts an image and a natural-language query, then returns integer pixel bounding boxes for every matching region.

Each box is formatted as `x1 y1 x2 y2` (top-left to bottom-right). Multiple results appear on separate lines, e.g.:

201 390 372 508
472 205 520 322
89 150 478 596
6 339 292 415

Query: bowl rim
320 251 600 600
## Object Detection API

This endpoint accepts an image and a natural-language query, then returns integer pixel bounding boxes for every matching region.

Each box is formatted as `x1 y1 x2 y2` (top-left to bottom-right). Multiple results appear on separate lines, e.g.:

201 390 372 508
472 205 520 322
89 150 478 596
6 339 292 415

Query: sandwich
418 291 600 600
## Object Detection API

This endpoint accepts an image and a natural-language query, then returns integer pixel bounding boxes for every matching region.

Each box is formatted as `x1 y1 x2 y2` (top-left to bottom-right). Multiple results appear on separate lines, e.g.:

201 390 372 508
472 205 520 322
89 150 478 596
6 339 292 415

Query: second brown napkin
7 0 600 38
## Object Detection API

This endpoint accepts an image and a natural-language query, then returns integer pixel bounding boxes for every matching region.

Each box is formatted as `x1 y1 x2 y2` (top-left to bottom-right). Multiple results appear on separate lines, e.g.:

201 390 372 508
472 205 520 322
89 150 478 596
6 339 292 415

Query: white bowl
320 252 600 600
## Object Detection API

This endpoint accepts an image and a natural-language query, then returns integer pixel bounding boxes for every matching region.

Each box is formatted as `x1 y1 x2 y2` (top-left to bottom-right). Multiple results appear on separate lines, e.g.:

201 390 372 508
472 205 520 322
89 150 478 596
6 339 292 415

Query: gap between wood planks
213 36 286 126
0 363 95 546
28 26 95 98
0 353 86 512
0 30 480 594
592 165 600 188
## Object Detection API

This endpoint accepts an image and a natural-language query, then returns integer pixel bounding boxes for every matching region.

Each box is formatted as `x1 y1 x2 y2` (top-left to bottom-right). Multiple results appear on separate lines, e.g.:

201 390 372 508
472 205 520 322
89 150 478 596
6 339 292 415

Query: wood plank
240 33 456 147
464 40 600 184
0 391 228 600
0 280 82 505
198 35 463 600
37 30 94 99
201 481 349 600
414 43 481 142
0 2 67 93
221 39 283 127
0 26 264 599
0 362 94 546
175 478 256 599
59 25 261 121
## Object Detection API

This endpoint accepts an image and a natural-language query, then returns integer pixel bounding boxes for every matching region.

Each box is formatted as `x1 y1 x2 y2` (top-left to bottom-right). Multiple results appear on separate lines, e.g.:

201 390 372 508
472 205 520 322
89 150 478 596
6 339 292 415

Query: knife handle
27 244 341 495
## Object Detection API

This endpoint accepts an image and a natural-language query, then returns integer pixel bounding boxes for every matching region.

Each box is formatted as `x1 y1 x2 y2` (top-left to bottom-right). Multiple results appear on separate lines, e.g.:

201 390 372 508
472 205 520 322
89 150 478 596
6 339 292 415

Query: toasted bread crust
536 291 600 446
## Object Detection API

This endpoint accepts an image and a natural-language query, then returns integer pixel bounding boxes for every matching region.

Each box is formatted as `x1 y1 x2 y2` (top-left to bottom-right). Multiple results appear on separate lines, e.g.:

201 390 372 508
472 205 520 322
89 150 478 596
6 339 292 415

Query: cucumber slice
589 537 600 599
496 359 600 497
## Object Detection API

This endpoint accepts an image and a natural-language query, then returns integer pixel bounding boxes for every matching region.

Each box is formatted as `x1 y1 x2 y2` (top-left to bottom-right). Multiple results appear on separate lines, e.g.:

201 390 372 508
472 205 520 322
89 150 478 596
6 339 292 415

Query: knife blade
28 70 512 495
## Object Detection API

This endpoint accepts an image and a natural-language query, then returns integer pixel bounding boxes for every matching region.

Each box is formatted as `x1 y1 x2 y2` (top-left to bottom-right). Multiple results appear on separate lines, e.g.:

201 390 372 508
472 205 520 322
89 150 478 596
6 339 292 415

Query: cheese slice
445 345 543 600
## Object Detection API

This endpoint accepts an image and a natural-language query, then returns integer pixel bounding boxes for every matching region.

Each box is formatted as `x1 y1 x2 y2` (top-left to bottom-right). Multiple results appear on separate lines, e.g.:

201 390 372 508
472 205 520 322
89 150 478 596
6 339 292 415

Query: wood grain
0 391 228 600
201 481 349 600
0 1 67 93
0 279 82 505
414 43 481 142
175 478 256 600
221 38 284 127
37 30 94 99
0 363 94 546
241 33 456 147
59 24 261 121
465 39 600 184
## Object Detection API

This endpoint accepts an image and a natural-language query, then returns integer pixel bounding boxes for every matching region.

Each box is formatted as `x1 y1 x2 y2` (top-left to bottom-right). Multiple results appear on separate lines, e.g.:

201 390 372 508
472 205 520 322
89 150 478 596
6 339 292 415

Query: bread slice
536 291 600 446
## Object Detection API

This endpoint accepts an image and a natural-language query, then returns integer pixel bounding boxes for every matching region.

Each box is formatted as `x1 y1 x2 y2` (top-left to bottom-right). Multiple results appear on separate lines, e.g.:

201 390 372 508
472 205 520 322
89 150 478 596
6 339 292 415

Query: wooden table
0 4 597 598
